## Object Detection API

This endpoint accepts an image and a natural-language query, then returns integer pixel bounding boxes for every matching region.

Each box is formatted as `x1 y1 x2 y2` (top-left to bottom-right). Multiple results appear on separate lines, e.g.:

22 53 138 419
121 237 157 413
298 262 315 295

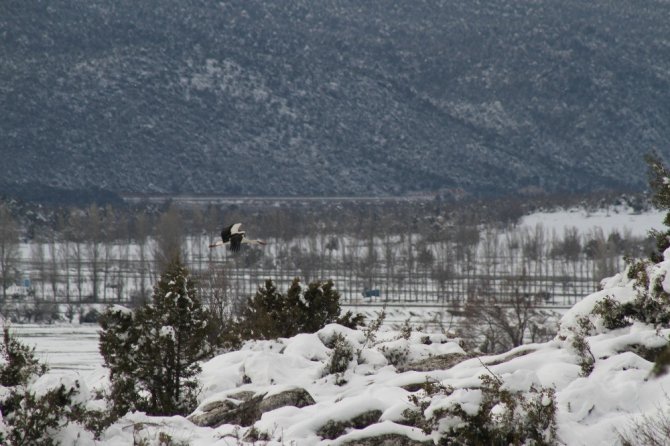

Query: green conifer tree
646 153 670 262
0 327 47 387
99 257 212 417
235 278 364 342
298 280 352 333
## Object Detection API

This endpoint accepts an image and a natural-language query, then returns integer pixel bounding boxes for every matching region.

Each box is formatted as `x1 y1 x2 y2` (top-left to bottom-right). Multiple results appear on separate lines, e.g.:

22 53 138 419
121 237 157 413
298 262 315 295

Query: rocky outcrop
397 353 468 372
189 388 315 428
258 388 315 414
188 393 263 427
317 410 383 440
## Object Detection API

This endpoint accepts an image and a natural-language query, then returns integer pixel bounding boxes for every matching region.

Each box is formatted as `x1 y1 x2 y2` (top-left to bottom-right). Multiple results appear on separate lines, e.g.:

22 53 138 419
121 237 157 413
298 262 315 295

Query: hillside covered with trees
3 0 670 201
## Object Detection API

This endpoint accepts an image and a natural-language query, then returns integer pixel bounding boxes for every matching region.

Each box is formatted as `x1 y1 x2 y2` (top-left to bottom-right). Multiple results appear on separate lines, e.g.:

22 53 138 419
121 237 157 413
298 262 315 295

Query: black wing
230 233 243 252
221 224 235 243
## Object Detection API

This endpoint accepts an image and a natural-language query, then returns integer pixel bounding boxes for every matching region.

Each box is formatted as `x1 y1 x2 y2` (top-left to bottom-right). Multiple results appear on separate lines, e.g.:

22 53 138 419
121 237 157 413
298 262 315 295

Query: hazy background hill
2 0 670 202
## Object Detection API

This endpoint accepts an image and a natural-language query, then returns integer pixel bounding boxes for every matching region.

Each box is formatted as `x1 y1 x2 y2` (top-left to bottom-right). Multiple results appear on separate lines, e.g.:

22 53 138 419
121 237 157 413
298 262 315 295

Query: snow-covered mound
50 255 670 444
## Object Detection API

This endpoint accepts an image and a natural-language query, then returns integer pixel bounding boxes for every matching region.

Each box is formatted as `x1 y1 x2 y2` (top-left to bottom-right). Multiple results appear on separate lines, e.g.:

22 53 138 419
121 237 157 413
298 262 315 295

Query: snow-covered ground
4 205 670 445
8 252 670 445
9 324 101 375
519 206 664 237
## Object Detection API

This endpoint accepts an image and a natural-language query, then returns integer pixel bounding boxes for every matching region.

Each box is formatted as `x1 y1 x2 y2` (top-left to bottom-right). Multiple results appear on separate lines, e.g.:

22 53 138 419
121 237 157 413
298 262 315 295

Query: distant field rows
6 232 627 311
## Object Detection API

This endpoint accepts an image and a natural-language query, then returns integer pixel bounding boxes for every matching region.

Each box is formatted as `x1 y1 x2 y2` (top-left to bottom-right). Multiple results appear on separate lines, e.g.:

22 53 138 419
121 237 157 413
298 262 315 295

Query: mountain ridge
2 0 670 200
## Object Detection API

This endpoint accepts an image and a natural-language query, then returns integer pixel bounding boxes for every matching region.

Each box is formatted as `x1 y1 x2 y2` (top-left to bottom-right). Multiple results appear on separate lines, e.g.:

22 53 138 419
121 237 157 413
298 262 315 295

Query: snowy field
8 205 665 312
519 206 665 237
7 206 666 376
9 323 102 376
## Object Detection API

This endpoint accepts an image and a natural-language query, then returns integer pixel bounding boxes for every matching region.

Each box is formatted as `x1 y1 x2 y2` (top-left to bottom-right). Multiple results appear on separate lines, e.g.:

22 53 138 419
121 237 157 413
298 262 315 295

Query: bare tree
0 204 20 303
56 213 72 302
358 234 378 292
190 207 206 274
559 226 582 263
382 233 400 300
101 205 117 302
459 274 557 354
134 213 151 305
521 224 546 278
432 255 454 304
416 242 435 300
46 230 60 301
86 204 103 302
402 232 415 301
196 263 238 326
154 204 184 273
114 239 130 303
585 228 619 284
481 225 501 277
31 240 47 300
67 210 86 303
503 229 521 275
453 223 480 300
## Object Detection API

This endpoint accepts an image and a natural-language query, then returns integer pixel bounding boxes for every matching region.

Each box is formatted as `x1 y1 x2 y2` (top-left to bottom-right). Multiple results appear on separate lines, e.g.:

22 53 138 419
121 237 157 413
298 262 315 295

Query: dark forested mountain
2 0 670 201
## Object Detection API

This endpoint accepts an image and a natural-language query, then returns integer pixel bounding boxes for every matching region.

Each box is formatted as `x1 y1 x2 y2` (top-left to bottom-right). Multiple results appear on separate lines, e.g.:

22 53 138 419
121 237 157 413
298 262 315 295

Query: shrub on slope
224 278 364 347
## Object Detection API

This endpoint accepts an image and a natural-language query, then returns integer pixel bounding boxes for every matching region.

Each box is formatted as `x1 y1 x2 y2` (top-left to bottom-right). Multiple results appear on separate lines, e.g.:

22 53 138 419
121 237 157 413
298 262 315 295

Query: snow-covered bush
378 341 411 367
577 156 670 377
2 382 88 446
0 327 46 387
402 373 557 445
589 257 670 330
401 379 453 433
567 315 596 376
0 327 95 445
646 153 670 262
620 403 670 446
591 295 632 330
99 257 213 418
325 332 354 377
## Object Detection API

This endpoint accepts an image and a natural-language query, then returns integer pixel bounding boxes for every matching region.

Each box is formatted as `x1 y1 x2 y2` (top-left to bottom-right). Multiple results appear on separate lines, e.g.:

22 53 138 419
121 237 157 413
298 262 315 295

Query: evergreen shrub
403 374 557 445
99 257 213 417
232 278 364 344
0 327 93 445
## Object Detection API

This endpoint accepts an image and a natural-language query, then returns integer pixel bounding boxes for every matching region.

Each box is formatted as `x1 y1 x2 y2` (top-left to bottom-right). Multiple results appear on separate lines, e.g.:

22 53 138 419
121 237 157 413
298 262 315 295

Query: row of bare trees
0 204 20 302
0 197 654 325
0 199 653 310
0 197 656 355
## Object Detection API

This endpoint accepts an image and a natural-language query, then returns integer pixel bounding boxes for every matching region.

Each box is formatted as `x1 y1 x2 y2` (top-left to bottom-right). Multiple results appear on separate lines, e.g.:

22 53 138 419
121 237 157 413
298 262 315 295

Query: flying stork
209 223 266 252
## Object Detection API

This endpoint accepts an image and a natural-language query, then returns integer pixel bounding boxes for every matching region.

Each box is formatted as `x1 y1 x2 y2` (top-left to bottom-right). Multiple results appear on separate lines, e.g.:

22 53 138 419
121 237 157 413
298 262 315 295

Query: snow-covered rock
189 387 315 428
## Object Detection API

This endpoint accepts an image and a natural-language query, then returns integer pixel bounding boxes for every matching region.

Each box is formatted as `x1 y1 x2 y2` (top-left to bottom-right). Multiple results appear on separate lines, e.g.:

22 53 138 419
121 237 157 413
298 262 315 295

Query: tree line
0 192 655 324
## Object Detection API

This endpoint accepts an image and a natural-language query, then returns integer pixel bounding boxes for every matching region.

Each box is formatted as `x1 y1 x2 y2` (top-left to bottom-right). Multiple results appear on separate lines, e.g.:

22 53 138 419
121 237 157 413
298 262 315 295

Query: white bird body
209 222 266 252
